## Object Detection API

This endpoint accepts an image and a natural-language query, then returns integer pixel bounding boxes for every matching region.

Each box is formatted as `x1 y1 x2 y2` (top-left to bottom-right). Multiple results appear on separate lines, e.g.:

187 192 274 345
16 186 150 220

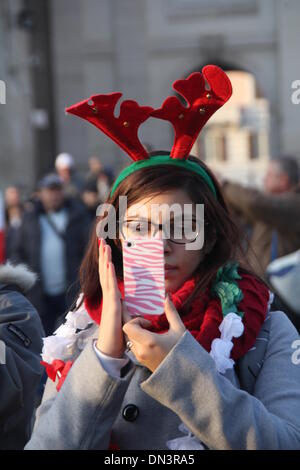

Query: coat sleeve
141 312 300 450
25 337 135 450
0 290 44 449
222 182 300 231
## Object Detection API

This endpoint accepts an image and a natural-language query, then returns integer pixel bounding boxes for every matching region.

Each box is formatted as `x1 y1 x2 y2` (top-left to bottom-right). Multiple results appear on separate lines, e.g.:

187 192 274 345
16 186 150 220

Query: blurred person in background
222 156 300 277
97 167 113 203
4 185 24 261
263 157 299 194
0 261 44 449
55 152 84 199
85 155 103 185
82 160 114 235
81 178 100 234
11 174 90 335
85 155 113 202
223 156 300 331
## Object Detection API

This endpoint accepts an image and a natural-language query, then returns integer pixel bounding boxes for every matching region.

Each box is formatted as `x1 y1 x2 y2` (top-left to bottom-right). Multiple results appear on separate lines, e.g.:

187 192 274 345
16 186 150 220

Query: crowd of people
3 153 114 335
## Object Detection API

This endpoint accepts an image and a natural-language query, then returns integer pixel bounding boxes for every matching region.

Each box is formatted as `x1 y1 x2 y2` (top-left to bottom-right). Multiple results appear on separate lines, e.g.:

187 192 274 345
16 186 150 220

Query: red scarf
42 268 269 402
84 271 270 362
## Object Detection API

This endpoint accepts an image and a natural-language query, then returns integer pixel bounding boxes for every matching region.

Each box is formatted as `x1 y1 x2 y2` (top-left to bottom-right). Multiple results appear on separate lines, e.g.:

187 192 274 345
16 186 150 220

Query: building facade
1 0 300 190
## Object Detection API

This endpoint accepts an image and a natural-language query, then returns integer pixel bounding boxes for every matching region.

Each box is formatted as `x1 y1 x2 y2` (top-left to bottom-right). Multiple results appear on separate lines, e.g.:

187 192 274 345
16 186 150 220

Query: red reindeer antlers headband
152 66 232 158
66 92 154 162
66 65 232 197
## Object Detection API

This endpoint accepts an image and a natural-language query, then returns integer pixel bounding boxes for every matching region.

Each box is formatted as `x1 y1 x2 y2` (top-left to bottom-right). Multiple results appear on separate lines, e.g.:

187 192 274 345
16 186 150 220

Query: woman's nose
163 237 172 253
153 229 172 251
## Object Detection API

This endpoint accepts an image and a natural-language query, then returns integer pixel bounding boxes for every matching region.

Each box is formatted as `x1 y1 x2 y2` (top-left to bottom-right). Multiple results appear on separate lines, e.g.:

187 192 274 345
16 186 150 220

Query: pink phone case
122 238 165 316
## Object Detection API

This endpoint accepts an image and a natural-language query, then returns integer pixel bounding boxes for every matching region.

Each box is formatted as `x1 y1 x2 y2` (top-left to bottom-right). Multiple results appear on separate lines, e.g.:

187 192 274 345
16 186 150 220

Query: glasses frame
117 218 203 245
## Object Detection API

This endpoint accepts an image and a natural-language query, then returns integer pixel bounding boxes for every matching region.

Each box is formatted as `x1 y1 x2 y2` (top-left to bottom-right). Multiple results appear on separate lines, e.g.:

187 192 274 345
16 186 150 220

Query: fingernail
98 238 101 247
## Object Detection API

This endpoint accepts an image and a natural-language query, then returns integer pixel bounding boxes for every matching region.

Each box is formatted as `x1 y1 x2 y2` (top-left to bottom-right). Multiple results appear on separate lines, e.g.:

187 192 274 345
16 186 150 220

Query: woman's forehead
125 189 196 219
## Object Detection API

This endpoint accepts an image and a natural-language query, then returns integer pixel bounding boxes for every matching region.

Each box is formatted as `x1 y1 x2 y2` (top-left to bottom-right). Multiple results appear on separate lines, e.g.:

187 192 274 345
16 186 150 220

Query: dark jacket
11 198 90 314
0 262 44 449
223 182 300 276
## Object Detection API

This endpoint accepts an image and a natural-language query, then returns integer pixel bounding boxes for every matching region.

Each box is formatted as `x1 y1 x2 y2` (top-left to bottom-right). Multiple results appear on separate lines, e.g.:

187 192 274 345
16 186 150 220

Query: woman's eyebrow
124 215 149 221
175 216 197 222
125 214 197 221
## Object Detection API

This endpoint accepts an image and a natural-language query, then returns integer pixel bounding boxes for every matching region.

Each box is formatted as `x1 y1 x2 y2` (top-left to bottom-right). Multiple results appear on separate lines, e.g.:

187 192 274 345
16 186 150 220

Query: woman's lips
165 264 177 271
165 265 177 276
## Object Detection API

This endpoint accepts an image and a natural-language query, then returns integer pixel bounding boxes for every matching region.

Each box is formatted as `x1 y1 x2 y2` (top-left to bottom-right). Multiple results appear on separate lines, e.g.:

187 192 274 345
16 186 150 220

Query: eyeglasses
118 218 203 244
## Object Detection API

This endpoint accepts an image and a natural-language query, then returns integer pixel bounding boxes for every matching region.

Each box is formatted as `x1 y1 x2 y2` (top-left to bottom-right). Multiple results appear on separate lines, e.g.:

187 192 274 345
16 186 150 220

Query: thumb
121 301 152 327
164 294 185 331
121 300 132 325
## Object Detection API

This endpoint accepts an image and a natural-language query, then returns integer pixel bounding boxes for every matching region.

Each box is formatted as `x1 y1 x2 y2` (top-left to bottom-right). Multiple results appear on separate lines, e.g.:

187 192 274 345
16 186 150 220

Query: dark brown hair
78 151 256 313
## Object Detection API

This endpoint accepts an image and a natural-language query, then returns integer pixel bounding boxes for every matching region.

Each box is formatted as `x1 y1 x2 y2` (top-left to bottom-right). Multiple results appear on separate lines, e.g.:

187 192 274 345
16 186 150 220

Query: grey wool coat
0 263 44 449
26 309 300 450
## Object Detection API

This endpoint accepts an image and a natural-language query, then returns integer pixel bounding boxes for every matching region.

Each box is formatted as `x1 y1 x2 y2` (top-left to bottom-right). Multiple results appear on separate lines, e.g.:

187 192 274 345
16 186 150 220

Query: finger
102 240 109 290
104 240 109 264
123 318 153 343
106 244 111 263
122 305 131 345
164 295 185 331
121 305 131 342
103 242 120 295
108 261 122 299
121 302 152 325
128 316 153 328
121 301 132 325
98 238 105 287
105 244 112 289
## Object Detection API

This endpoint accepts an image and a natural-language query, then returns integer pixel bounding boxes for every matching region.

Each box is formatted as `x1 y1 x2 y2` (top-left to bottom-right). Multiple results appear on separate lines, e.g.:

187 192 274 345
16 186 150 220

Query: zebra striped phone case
122 238 165 316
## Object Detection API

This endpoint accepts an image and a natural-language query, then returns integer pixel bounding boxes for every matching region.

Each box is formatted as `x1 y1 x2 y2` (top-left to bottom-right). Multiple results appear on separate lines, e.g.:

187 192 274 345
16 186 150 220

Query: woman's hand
122 296 186 372
96 238 126 358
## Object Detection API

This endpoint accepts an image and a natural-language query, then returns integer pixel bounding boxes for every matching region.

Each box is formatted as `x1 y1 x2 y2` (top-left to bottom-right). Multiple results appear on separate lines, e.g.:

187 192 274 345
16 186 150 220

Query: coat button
122 404 139 422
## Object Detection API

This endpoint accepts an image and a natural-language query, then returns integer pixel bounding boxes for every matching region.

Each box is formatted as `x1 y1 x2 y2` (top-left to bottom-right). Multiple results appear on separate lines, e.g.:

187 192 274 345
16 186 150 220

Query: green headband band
110 155 217 199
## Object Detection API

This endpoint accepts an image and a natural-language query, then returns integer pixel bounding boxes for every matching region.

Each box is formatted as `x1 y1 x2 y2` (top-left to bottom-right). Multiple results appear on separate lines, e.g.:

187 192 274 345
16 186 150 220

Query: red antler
151 65 232 159
65 93 154 162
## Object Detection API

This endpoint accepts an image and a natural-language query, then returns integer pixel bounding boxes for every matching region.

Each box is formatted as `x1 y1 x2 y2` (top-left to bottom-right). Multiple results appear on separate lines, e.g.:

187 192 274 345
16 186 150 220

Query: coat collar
0 262 37 293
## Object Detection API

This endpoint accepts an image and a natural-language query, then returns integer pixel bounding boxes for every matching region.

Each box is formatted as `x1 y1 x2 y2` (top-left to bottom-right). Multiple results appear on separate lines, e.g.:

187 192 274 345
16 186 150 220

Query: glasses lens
170 219 200 244
121 220 152 239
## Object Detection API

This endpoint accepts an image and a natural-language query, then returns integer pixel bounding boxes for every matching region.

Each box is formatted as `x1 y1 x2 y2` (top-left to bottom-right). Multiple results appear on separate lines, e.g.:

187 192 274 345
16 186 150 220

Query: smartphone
122 238 165 317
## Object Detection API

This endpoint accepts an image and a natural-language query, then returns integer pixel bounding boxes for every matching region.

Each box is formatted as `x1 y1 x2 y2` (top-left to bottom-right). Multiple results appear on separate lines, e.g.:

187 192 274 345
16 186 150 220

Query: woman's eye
170 224 183 237
170 221 197 235
127 221 148 233
127 222 137 230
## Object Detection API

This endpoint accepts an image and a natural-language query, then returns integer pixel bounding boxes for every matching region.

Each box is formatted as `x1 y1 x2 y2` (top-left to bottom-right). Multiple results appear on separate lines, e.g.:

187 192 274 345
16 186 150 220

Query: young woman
26 66 300 450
